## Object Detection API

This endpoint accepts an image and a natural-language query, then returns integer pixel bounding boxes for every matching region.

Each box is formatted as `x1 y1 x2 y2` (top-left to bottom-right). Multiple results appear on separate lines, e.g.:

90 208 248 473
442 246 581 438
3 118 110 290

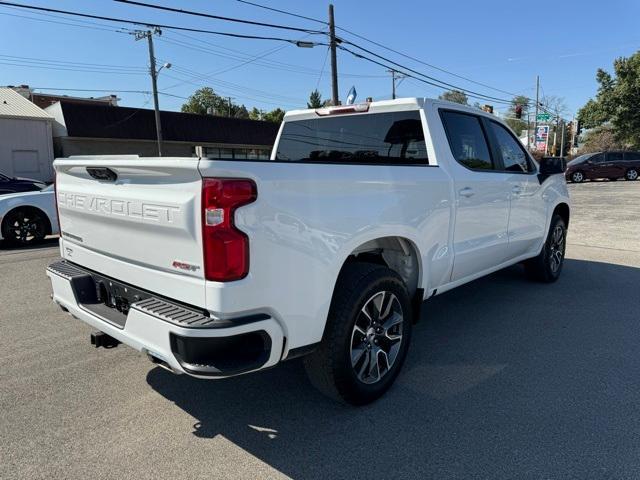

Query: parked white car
47 98 570 404
1 185 58 246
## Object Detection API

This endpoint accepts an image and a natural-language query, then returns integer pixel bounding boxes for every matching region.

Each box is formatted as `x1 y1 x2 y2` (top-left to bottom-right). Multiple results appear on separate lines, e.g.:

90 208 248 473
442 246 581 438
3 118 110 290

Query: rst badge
171 260 200 272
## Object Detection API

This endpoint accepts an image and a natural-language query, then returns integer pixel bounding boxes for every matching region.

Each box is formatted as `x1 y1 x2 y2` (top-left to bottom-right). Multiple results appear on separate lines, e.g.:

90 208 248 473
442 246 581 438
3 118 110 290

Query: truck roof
283 97 497 122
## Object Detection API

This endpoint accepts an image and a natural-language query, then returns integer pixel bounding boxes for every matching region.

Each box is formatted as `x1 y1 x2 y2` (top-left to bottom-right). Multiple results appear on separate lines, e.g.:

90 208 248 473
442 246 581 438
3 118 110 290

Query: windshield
275 111 429 165
569 153 594 164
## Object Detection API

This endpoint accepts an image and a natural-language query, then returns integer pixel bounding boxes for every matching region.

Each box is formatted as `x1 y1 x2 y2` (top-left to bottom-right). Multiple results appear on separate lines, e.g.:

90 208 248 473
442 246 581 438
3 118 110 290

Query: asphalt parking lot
2 181 640 480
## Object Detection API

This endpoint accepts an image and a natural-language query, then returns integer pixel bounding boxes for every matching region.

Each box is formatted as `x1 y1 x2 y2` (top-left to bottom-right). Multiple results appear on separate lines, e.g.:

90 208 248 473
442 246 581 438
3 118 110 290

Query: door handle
511 185 522 195
459 187 474 198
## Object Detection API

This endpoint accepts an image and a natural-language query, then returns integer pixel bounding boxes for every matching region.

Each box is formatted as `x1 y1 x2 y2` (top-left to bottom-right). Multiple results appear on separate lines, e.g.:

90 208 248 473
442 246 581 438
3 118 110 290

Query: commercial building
46 101 279 159
0 88 54 182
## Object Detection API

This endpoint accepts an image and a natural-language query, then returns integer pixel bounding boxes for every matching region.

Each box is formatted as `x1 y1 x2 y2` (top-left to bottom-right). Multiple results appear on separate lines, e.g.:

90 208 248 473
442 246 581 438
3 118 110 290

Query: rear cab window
275 111 429 165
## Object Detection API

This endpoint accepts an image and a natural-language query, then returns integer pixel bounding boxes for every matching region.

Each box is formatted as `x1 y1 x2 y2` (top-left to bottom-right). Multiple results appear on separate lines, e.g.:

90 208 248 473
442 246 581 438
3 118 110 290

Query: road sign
535 126 549 152
537 113 551 122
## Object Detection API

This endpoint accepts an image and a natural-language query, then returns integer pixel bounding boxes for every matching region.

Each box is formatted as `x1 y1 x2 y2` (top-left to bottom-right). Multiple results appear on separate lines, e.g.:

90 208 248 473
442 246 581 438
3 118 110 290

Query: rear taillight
201 178 257 282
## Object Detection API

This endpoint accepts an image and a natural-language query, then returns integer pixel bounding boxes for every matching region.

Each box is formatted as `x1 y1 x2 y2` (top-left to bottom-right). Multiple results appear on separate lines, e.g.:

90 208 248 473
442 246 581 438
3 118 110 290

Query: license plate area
73 272 151 329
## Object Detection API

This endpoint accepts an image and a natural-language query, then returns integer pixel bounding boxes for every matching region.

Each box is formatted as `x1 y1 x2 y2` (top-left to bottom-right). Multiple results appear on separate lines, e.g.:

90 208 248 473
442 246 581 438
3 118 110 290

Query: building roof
54 101 279 146
0 88 53 120
30 92 118 110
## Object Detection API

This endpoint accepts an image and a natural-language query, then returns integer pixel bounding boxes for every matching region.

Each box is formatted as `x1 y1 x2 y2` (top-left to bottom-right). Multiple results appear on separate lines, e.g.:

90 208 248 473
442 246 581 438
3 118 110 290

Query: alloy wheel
7 211 44 244
627 169 638 181
350 291 404 385
548 224 565 274
572 172 584 183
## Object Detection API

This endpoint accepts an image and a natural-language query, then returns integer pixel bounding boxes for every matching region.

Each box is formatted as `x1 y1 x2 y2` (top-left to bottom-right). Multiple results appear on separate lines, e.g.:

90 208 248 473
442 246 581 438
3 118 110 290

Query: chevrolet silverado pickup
47 98 570 405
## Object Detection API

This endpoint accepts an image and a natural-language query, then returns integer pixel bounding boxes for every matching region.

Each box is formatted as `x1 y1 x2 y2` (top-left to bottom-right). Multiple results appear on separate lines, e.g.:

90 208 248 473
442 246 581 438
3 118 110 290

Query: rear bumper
46 260 284 378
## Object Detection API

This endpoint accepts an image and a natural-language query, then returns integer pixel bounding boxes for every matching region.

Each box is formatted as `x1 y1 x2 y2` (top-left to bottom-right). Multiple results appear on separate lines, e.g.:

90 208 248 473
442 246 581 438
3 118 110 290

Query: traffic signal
515 104 523 119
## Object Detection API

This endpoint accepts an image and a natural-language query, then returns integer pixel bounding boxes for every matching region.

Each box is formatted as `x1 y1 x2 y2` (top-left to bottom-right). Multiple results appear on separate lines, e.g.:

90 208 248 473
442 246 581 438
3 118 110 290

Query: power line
231 0 524 98
30 87 187 99
337 29 521 98
0 10 130 33
0 53 146 71
337 44 513 105
234 0 328 25
114 0 325 34
0 2 309 44
157 32 385 79
0 60 147 75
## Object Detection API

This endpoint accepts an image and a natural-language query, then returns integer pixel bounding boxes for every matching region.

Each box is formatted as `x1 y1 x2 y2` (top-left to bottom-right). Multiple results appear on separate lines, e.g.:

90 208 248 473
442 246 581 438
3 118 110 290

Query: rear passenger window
608 152 623 161
624 152 640 160
441 111 493 170
489 121 533 173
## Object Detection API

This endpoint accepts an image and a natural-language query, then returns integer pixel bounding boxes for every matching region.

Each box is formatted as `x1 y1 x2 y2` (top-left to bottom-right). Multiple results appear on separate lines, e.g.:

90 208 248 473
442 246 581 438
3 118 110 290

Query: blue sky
1 0 639 118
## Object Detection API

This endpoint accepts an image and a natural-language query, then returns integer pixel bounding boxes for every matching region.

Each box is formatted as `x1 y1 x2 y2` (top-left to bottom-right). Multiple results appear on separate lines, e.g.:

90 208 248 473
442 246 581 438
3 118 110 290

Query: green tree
181 87 249 118
581 125 625 153
181 87 223 115
262 108 285 123
577 99 607 130
576 51 640 148
505 95 530 135
439 89 468 105
248 107 264 121
307 89 323 108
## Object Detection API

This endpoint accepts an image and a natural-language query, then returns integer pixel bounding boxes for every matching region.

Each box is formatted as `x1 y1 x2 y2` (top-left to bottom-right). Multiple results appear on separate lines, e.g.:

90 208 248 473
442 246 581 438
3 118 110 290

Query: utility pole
389 69 397 99
387 69 405 99
560 120 566 157
328 4 339 106
226 97 234 117
533 75 540 152
135 28 163 157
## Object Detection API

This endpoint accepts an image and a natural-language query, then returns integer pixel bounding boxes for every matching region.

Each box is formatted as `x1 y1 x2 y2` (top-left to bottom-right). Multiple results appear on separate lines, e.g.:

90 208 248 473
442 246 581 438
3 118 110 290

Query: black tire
570 171 585 183
304 262 413 405
626 168 638 181
524 214 567 283
1 208 48 246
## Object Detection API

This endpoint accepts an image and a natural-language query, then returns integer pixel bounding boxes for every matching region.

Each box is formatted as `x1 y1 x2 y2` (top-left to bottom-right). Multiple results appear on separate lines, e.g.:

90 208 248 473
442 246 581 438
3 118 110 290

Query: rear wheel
1 208 48 246
304 263 412 405
571 171 585 183
626 168 638 181
525 214 567 283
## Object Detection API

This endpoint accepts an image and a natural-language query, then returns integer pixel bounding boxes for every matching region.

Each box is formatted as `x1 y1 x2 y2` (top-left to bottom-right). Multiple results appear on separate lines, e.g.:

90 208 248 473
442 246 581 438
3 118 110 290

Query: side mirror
586 160 593 165
539 157 566 175
538 157 566 183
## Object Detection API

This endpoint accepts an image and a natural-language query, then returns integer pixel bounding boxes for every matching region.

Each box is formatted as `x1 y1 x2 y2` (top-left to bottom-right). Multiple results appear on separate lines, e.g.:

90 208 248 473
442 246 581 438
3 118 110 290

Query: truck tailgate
55 157 206 306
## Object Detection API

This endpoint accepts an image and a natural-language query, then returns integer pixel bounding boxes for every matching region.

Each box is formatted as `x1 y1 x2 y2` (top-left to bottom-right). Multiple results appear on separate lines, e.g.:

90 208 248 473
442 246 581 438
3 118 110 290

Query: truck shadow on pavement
147 258 640 479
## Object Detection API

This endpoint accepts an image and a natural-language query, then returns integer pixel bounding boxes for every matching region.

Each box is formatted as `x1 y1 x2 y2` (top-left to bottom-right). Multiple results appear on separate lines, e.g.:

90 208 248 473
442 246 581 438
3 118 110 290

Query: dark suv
0 172 46 195
565 151 640 183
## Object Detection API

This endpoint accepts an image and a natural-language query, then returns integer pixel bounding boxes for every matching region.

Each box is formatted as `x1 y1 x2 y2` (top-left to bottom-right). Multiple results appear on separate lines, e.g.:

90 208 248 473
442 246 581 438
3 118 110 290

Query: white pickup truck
48 98 569 405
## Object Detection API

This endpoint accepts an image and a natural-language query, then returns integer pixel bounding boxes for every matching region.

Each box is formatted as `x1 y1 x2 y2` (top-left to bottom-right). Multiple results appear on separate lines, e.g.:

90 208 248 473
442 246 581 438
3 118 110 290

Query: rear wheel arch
339 236 422 299
553 203 570 229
